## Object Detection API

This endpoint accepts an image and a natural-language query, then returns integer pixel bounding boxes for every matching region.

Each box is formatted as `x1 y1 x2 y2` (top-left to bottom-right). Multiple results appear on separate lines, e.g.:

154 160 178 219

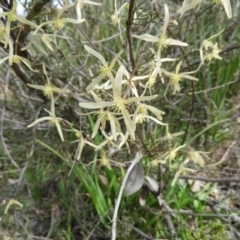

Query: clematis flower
132 4 188 52
147 48 176 88
164 143 186 167
0 0 39 48
27 63 69 97
133 103 166 126
22 32 70 53
111 1 129 43
33 2 85 37
27 95 65 142
84 45 123 90
79 65 158 140
171 159 196 186
200 30 224 65
0 51 37 72
162 61 199 95
84 90 122 141
188 148 210 167
111 1 128 26
71 129 98 160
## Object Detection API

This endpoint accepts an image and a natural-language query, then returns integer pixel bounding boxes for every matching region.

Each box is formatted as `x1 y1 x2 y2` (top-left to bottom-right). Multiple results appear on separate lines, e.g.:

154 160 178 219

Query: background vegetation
0 0 240 239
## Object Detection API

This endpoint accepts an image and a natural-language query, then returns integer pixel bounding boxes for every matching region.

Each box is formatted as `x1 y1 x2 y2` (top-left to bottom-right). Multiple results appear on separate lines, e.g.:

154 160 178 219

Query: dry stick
111 152 143 240
146 206 238 218
179 175 240 183
188 78 239 95
126 0 136 72
132 226 155 240
159 198 177 238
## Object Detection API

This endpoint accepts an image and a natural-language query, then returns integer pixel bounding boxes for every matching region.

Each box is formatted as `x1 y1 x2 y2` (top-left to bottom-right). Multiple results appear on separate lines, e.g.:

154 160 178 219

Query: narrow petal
167 39 188 47
162 4 169 35
143 104 165 119
84 45 107 66
55 121 64 141
221 0 232 18
27 117 51 127
86 75 103 91
92 113 106 138
174 61 182 74
79 101 112 109
132 34 159 43
82 0 102 5
19 56 38 72
126 94 158 104
0 56 10 66
145 115 167 126
107 112 119 140
76 136 85 160
62 17 85 25
180 74 198 81
109 50 124 68
111 65 124 98
122 108 135 140
16 15 39 29
27 84 45 91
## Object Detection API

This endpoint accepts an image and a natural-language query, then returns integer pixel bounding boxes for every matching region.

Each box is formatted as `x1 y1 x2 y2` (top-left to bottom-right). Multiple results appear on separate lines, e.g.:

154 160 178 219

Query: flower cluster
23 1 227 168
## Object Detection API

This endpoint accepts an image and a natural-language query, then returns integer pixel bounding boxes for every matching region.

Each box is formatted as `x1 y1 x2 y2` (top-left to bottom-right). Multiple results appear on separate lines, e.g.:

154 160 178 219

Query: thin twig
132 226 155 240
188 78 239 95
126 0 136 72
179 175 240 183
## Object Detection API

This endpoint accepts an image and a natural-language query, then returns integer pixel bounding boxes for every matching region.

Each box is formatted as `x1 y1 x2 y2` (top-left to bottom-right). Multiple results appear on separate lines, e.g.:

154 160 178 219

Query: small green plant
185 220 228 240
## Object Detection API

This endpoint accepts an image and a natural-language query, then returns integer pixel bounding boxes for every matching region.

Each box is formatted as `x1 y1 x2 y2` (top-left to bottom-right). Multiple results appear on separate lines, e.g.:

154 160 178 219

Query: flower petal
84 45 107 66
166 39 188 47
111 65 124 98
110 50 124 68
92 112 106 138
132 34 159 43
27 117 52 128
221 0 232 18
126 94 158 104
122 108 135 140
79 101 112 109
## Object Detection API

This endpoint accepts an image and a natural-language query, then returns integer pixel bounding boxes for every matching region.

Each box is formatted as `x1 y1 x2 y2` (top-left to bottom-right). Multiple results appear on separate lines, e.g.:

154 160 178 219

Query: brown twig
179 175 240 183
126 0 136 73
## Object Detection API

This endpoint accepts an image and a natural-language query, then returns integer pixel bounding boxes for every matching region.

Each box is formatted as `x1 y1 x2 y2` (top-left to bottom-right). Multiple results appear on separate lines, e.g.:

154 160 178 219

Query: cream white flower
79 65 158 140
162 61 199 95
84 45 123 90
27 95 65 142
171 159 196 186
132 4 188 52
200 30 224 65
